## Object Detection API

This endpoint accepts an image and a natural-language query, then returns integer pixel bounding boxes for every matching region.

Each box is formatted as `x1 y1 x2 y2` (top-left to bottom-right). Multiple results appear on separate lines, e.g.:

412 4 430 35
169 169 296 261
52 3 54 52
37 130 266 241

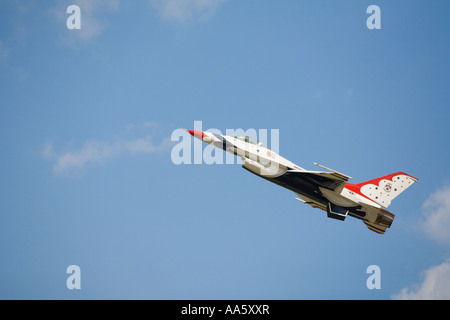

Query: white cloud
391 186 450 299
422 186 450 245
43 132 171 175
52 0 120 42
149 0 227 24
391 261 450 300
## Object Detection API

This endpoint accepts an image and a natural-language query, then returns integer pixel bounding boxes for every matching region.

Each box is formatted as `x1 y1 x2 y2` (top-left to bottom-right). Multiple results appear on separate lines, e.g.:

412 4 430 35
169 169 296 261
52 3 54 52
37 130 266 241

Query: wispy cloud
422 186 450 245
42 125 171 175
392 186 450 299
52 0 120 43
391 261 450 300
149 0 227 24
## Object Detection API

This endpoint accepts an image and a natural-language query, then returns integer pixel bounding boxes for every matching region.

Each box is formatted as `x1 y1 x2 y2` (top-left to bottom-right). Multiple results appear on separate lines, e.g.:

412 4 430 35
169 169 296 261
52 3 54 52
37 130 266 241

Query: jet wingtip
396 171 419 182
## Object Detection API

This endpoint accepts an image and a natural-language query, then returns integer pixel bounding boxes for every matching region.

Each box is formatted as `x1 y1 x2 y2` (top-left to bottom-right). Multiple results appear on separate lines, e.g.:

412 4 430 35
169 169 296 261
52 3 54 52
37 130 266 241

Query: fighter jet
187 129 418 234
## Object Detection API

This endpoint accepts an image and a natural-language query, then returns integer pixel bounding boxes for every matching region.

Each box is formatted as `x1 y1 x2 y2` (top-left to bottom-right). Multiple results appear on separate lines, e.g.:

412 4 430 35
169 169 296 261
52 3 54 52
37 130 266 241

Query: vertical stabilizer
346 172 418 208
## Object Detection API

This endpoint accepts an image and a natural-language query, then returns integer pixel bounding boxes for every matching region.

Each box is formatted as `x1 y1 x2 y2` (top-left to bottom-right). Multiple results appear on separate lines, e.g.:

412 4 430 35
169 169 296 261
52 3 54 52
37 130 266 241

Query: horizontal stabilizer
364 221 389 234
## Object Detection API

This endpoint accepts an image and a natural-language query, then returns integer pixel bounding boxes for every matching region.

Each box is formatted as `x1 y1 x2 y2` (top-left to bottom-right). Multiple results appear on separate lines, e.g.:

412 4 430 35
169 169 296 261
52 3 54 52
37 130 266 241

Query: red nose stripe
186 130 205 140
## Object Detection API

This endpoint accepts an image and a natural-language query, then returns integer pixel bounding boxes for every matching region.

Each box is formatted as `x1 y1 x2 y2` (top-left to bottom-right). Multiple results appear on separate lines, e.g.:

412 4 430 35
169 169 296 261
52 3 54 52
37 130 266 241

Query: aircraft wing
287 163 351 192
287 171 347 190
295 194 327 211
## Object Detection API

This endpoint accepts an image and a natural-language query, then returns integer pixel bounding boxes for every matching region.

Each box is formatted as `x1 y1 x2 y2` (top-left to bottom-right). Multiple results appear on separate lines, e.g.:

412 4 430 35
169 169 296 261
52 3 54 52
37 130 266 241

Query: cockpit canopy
233 135 269 149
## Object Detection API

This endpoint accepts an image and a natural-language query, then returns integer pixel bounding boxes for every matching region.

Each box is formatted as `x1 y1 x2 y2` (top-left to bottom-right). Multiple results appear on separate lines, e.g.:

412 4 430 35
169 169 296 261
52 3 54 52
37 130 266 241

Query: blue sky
1 0 449 299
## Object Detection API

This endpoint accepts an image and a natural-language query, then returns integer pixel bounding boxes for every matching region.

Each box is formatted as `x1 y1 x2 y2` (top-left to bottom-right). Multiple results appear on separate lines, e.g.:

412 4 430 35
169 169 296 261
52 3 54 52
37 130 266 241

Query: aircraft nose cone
186 130 205 140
